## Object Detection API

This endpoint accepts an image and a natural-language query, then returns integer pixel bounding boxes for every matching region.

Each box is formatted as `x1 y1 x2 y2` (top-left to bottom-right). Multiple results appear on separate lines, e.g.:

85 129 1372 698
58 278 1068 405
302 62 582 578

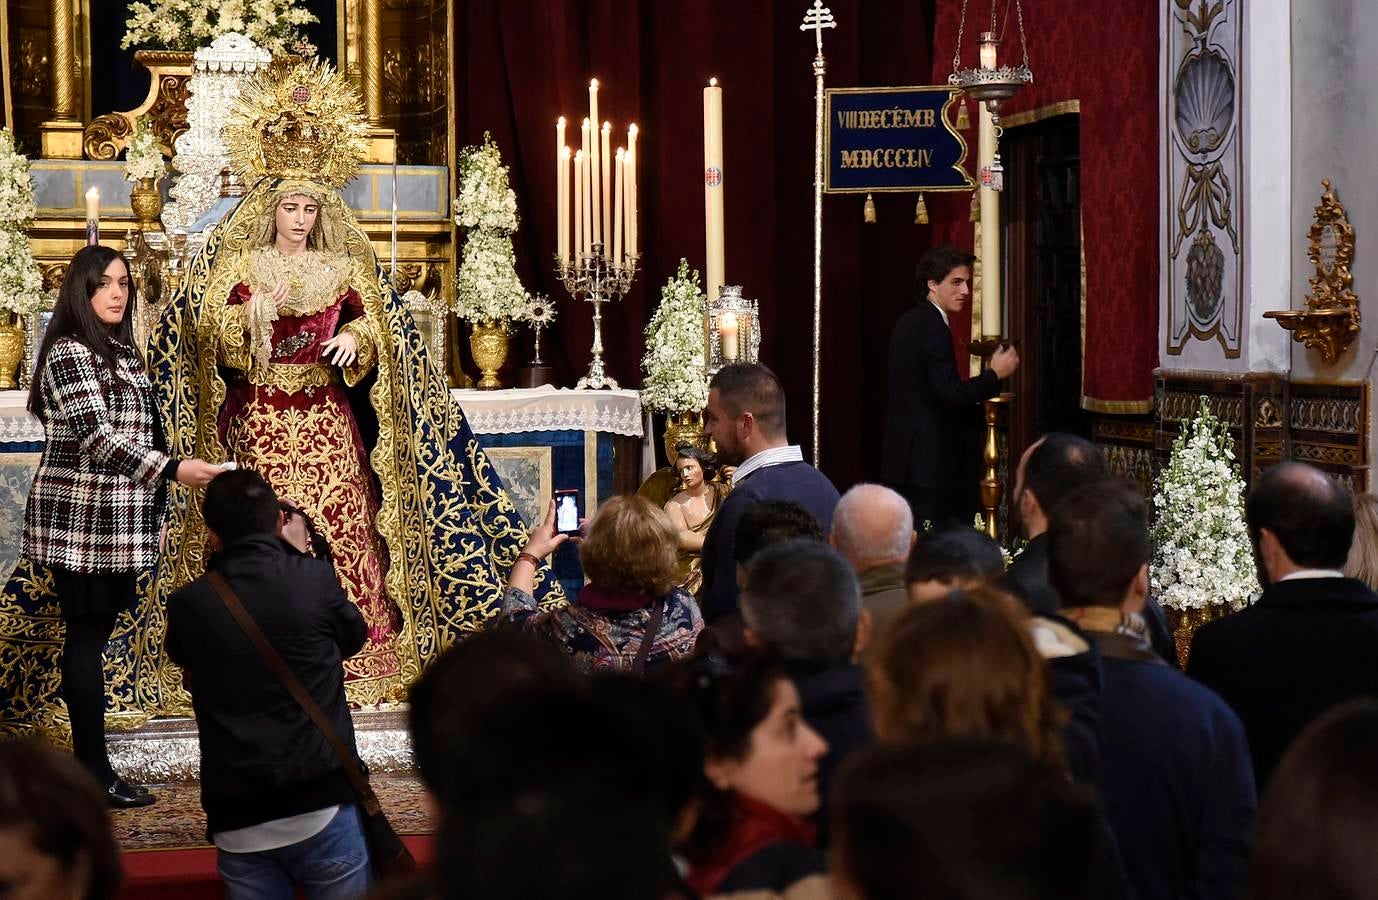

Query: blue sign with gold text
824 86 974 193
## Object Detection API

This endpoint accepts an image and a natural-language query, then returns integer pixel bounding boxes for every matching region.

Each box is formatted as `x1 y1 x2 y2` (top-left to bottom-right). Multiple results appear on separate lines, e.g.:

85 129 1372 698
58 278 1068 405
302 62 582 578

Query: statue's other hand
322 332 358 367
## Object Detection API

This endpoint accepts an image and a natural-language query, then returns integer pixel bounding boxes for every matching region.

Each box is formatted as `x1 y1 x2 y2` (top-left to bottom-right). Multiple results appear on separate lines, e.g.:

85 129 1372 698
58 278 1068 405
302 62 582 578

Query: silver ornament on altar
707 285 761 375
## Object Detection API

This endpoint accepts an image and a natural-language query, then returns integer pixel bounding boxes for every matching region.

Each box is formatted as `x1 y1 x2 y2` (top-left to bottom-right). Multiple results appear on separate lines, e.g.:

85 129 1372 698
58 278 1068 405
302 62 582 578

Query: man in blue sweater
1048 480 1255 900
700 364 840 624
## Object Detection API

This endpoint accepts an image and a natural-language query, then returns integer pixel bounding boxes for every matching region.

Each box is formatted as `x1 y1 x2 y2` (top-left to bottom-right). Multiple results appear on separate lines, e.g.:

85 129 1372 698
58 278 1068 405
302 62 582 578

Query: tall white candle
627 125 638 258
558 146 571 265
582 148 594 258
601 122 612 254
704 78 725 304
613 148 625 266
574 149 585 261
588 80 601 247
557 117 567 262
85 187 100 246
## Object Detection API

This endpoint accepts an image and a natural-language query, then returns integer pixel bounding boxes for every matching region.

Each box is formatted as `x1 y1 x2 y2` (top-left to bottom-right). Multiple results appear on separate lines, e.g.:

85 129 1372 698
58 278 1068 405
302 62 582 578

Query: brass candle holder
968 338 1018 542
555 241 638 390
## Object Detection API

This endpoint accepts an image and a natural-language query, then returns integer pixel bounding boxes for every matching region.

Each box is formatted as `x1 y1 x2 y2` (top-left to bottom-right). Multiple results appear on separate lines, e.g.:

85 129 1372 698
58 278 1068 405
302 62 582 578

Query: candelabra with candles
554 79 639 390
555 242 637 389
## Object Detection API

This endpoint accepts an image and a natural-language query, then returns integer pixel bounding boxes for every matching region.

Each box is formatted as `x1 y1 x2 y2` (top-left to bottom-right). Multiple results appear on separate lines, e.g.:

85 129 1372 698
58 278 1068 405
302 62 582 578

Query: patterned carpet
113 775 434 851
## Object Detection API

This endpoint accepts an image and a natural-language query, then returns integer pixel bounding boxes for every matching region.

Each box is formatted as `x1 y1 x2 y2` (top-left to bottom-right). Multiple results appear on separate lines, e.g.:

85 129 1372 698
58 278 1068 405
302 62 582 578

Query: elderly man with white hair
830 483 916 656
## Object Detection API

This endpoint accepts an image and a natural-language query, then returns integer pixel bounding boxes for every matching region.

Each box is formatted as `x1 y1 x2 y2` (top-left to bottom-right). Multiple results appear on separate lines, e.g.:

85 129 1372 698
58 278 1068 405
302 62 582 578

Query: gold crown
224 59 368 189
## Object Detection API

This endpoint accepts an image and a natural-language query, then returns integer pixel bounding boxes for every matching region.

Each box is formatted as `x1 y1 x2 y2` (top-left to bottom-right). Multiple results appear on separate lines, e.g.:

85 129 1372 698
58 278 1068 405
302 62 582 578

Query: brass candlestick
555 242 638 390
969 338 1017 542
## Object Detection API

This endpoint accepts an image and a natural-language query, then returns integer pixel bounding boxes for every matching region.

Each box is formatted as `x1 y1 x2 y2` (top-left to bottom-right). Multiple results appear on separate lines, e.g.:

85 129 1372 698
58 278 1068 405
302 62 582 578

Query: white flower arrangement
453 133 529 325
123 118 166 183
0 129 35 229
455 230 528 325
455 133 519 232
0 228 45 317
640 260 708 415
1151 397 1259 612
122 0 317 55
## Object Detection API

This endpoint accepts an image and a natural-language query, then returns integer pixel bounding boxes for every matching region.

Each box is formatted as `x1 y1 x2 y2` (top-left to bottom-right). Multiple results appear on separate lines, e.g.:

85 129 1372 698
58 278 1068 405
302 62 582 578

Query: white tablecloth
451 386 643 436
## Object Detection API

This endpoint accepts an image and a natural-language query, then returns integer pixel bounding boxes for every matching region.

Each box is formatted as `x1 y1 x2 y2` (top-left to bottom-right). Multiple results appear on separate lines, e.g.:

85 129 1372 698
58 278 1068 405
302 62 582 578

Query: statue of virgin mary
145 60 565 708
0 59 563 731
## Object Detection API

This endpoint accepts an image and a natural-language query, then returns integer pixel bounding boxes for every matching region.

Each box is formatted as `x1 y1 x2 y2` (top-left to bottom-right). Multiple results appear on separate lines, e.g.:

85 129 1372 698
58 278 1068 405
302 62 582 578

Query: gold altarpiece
5 0 461 380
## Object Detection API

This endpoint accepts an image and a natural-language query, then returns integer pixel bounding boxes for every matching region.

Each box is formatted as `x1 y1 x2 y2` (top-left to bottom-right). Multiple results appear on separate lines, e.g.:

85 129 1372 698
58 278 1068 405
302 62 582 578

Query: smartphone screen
554 489 582 535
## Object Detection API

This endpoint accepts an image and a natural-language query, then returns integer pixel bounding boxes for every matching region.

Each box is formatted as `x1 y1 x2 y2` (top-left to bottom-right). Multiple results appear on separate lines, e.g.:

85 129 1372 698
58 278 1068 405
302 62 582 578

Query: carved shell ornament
1174 48 1236 161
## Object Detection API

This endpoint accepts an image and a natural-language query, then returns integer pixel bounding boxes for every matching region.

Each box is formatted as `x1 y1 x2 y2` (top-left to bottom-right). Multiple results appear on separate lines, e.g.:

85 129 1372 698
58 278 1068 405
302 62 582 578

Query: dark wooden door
1003 114 1088 474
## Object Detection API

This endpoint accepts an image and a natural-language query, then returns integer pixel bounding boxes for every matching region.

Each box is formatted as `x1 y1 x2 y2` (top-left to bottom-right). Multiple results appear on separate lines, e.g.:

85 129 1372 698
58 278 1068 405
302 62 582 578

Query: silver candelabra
555 241 638 390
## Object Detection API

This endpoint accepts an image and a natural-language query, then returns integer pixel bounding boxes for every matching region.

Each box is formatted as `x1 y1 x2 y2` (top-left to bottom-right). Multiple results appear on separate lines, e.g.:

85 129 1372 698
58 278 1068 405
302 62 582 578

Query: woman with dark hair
0 737 123 900
1249 698 1378 900
664 442 728 595
681 652 830 898
22 245 219 807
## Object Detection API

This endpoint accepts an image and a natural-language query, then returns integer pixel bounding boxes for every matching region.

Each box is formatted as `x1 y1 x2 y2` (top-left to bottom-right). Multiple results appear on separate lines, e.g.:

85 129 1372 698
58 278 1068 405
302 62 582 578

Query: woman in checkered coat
22 245 221 808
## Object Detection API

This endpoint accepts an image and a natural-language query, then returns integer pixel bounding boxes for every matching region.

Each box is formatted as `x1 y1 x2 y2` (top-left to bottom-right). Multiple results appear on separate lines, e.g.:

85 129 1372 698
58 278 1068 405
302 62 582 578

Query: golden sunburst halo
224 58 368 189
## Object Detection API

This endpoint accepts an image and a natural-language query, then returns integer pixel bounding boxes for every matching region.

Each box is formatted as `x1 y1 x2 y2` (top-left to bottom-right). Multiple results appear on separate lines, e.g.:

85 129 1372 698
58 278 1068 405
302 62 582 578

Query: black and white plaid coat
22 336 171 573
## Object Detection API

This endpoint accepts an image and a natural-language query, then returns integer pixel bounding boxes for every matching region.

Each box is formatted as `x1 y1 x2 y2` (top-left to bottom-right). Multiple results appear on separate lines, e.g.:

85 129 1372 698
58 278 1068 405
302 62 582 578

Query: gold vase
662 411 708 464
0 317 25 390
1169 604 1230 669
129 177 163 231
469 320 509 390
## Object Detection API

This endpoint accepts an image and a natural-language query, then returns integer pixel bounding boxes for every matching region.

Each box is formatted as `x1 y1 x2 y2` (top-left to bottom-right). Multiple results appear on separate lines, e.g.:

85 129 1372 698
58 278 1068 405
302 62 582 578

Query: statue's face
275 194 319 252
677 456 704 490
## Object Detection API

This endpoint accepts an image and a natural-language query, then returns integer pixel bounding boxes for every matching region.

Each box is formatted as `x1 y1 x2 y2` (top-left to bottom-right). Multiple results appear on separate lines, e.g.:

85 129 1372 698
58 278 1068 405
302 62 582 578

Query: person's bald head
831 483 916 572
1248 462 1354 582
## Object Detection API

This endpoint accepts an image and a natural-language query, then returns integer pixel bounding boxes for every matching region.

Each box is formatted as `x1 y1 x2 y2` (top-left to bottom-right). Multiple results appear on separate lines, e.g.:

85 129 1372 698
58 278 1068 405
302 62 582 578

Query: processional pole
800 1 835 469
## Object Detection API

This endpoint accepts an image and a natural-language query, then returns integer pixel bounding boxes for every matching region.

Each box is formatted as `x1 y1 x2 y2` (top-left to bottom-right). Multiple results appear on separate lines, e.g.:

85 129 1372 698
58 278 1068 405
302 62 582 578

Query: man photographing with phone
881 245 1019 527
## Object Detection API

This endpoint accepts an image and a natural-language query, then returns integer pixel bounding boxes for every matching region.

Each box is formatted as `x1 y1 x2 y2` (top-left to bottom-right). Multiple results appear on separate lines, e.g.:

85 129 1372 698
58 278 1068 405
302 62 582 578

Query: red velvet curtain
929 0 1160 412
451 0 938 488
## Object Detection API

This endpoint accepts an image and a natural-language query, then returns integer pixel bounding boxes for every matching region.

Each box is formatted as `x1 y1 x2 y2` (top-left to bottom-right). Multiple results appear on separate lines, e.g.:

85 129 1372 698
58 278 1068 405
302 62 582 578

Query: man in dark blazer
1007 433 1178 665
1189 461 1378 789
166 470 372 898
1050 481 1255 900
881 245 1018 526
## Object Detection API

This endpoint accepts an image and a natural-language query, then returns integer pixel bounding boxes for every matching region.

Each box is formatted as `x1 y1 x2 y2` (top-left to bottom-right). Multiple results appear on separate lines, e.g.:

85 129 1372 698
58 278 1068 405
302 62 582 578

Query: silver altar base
108 709 415 784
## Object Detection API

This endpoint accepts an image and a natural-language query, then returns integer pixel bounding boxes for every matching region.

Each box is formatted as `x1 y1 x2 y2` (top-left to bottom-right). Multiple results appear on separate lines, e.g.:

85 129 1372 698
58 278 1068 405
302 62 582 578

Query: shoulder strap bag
206 572 417 879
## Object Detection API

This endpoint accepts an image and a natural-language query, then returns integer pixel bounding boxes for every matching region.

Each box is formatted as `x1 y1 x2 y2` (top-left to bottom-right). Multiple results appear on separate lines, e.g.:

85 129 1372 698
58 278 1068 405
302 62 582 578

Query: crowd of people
8 243 1378 899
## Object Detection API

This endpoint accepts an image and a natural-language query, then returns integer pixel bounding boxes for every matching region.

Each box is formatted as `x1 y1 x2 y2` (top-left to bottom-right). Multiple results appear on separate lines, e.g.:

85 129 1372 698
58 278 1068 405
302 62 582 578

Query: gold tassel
914 192 929 225
969 191 980 222
863 192 876 223
956 98 971 130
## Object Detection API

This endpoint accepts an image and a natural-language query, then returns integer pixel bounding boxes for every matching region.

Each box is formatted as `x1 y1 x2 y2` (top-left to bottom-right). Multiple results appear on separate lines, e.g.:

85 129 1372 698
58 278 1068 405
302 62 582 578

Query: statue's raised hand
246 283 290 320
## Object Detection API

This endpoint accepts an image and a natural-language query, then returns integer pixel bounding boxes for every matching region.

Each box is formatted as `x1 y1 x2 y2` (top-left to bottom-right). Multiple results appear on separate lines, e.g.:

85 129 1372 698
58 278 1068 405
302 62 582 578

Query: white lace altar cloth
452 386 644 437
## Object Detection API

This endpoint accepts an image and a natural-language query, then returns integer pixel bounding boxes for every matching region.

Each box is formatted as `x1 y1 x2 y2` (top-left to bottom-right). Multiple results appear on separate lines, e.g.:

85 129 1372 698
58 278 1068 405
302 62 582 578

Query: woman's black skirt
51 569 137 618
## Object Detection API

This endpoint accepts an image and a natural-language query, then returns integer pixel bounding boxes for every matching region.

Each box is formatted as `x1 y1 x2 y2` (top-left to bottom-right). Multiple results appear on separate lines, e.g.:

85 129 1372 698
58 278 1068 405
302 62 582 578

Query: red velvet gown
218 282 400 685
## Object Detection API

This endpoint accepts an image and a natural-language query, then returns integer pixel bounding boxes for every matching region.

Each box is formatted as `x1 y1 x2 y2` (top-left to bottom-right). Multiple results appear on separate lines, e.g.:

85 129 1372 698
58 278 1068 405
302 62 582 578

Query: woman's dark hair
674 442 720 484
1249 698 1378 900
663 651 791 864
28 245 137 420
0 737 122 900
833 740 1105 900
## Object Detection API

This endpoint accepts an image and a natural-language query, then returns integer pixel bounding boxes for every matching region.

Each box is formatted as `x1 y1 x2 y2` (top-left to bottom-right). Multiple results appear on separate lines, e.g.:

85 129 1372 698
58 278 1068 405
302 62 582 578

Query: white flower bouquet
455 229 529 325
453 133 529 325
641 260 708 414
0 129 35 229
0 228 45 317
123 118 166 183
1151 397 1259 611
122 0 317 55
455 133 520 232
